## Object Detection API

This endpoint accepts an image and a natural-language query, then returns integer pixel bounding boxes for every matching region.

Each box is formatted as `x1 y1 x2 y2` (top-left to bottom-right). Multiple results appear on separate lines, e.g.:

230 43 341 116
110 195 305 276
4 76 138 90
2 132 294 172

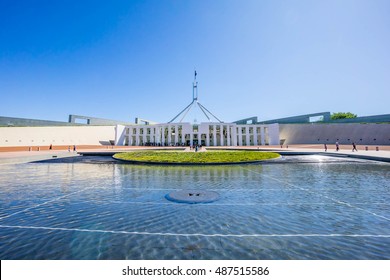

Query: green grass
113 150 280 164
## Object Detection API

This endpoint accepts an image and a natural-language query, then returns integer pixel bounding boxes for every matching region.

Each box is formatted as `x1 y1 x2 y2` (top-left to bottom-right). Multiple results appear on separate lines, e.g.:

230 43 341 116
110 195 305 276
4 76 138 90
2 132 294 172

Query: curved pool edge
112 154 282 166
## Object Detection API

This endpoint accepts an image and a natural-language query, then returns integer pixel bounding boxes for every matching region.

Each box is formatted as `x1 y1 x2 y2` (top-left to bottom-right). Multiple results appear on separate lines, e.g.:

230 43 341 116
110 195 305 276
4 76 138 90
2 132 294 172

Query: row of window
125 127 267 135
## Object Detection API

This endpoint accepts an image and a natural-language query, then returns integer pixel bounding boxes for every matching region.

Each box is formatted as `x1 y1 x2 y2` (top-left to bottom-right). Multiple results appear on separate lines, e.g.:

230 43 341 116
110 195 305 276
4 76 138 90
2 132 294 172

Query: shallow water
0 156 389 259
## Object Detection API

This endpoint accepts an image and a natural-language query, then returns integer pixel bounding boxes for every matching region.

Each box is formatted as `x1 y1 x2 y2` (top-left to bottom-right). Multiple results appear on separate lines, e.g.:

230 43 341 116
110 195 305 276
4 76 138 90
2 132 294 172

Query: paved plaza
0 145 389 164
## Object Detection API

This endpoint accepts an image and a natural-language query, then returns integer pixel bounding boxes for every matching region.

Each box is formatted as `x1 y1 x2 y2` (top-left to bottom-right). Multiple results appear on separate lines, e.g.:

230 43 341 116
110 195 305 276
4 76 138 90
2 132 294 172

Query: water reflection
0 156 389 259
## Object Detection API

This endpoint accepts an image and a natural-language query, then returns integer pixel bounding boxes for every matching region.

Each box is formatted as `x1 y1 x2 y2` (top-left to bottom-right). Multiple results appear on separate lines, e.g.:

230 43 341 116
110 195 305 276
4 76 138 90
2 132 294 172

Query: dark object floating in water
165 190 220 204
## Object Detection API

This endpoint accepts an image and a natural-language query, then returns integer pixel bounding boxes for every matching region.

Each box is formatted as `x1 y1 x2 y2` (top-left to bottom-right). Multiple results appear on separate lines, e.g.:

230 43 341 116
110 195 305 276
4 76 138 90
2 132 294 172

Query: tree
331 112 357 120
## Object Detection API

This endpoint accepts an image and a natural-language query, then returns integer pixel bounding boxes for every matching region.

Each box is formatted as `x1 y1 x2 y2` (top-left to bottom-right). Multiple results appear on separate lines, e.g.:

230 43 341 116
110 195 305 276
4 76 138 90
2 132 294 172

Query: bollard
376 147 379 151
365 146 368 151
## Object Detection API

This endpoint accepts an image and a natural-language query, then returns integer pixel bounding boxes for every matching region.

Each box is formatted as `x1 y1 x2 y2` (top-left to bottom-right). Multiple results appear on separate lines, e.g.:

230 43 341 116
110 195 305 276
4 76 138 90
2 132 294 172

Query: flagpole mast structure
193 70 198 101
168 71 223 123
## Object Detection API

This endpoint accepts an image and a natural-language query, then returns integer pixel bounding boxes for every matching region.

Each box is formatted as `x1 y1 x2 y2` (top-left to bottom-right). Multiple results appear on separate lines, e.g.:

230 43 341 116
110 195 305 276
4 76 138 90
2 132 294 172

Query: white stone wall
114 125 126 146
279 123 390 145
267 123 280 145
0 126 116 147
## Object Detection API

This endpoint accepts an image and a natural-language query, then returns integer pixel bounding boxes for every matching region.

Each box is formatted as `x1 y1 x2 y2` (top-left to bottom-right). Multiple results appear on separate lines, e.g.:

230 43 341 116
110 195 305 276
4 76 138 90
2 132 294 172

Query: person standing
335 141 339 151
352 142 357 152
324 144 327 152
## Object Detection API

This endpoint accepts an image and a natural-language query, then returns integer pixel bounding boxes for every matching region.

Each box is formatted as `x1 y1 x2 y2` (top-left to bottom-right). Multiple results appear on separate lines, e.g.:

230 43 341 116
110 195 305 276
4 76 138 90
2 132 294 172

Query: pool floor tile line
0 169 142 221
87 186 387 192
240 166 390 223
118 175 269 181
46 199 390 207
1 224 390 238
0 186 96 221
76 201 345 206
120 174 367 182
91 186 318 192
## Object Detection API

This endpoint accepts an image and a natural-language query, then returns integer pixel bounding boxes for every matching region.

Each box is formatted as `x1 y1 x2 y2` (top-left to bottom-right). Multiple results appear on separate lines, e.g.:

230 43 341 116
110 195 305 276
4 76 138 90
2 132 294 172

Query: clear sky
1 0 389 123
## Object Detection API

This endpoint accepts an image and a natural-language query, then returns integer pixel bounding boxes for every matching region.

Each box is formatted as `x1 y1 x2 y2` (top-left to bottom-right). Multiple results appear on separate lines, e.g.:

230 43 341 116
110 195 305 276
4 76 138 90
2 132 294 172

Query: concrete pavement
0 145 389 164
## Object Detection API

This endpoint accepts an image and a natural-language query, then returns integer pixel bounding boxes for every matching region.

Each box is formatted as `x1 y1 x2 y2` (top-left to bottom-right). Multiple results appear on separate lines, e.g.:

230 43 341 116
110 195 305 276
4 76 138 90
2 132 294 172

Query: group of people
49 144 77 152
324 141 357 152
68 145 77 152
29 144 77 152
142 142 186 147
189 144 202 152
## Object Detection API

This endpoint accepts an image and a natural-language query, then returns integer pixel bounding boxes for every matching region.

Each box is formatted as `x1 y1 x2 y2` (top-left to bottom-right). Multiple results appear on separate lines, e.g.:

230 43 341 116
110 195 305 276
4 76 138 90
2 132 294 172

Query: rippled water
0 155 389 259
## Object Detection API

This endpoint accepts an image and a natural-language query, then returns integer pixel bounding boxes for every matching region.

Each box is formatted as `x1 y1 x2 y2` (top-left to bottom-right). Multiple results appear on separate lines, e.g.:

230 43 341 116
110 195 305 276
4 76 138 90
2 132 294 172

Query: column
220 125 224 146
181 127 185 145
164 125 168 146
206 125 210 146
261 126 265 145
174 125 178 145
238 126 243 146
150 127 153 144
245 126 250 146
190 133 193 146
227 126 231 146
232 125 237 146
167 125 171 145
155 127 158 144
129 128 132 146
213 125 217 146
253 126 258 145
136 128 140 146
160 126 164 146
131 127 135 146
143 127 147 145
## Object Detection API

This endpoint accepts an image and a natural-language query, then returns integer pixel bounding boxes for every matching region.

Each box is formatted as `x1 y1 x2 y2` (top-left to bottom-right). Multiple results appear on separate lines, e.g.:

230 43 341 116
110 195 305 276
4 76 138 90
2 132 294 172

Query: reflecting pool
0 156 389 259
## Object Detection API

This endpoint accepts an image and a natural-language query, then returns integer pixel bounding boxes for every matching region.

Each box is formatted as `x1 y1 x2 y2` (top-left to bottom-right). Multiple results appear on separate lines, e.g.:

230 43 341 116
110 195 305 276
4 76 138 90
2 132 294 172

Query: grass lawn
113 150 280 164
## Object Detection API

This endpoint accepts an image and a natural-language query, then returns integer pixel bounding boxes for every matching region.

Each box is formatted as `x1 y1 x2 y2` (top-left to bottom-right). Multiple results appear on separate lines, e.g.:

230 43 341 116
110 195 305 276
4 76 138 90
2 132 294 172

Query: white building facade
115 122 279 147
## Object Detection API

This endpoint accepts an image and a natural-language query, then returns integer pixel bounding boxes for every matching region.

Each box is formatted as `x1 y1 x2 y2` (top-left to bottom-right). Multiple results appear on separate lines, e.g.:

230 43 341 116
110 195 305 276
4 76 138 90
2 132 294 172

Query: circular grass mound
113 150 280 165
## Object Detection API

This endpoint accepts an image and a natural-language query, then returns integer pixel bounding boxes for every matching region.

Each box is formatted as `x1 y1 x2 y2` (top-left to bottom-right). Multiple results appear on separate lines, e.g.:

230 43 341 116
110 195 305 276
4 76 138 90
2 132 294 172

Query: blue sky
1 0 389 123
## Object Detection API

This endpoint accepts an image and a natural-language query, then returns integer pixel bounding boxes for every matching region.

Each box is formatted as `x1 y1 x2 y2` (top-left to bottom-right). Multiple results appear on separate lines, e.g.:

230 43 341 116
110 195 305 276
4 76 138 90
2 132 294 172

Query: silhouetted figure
335 141 339 151
324 144 327 152
352 142 357 152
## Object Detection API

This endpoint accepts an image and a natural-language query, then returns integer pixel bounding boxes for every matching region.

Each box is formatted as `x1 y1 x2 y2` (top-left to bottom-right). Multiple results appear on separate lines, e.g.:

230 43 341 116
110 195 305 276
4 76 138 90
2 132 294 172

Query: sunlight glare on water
0 156 389 259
